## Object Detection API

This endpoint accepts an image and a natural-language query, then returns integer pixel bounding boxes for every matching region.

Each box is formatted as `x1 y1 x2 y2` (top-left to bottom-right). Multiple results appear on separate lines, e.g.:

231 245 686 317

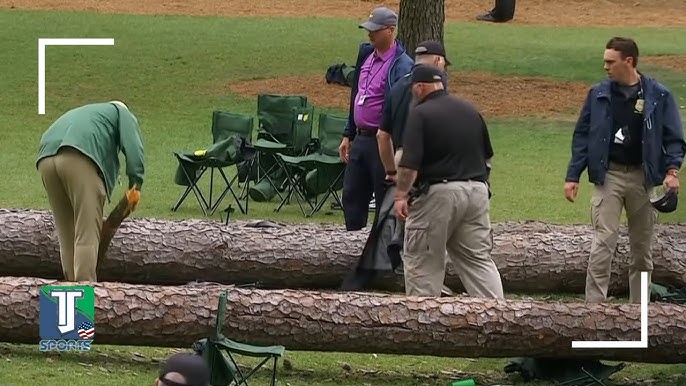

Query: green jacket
36 102 145 201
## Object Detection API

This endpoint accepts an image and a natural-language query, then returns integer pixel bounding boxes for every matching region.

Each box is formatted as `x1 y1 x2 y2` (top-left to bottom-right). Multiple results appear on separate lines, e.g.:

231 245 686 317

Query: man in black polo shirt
394 65 504 298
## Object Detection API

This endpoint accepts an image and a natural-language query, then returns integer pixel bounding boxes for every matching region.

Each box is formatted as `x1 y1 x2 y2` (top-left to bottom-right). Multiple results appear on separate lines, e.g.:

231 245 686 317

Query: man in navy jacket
338 6 414 231
564 37 685 304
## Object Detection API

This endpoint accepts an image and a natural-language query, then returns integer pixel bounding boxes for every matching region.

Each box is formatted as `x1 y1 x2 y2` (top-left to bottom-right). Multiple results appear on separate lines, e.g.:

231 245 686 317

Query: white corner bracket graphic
38 38 115 115
572 271 649 349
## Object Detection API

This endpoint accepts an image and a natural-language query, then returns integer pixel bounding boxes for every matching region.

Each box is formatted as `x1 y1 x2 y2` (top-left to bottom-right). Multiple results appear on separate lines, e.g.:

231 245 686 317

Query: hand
394 195 408 220
564 182 579 202
664 174 680 194
126 185 141 212
338 138 350 163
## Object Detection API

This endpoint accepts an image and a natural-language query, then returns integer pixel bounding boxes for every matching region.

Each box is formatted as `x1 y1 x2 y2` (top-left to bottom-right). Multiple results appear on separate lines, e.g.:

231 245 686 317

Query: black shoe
476 12 512 23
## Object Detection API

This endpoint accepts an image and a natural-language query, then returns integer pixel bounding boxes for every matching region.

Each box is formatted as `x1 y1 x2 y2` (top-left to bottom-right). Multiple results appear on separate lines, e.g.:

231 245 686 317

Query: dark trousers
342 134 386 231
493 0 516 20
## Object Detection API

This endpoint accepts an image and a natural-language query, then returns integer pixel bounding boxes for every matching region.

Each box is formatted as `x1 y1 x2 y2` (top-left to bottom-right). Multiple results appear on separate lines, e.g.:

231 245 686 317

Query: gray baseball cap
359 7 398 32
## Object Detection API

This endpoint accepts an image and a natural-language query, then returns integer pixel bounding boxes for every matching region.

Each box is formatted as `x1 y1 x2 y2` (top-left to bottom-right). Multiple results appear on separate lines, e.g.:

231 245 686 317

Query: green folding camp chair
193 290 285 386
172 111 255 216
248 94 315 204
274 113 346 217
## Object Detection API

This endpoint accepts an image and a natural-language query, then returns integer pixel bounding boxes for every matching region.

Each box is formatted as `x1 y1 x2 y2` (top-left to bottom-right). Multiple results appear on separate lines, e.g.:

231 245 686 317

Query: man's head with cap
155 353 210 386
410 64 446 101
413 40 451 70
359 7 397 50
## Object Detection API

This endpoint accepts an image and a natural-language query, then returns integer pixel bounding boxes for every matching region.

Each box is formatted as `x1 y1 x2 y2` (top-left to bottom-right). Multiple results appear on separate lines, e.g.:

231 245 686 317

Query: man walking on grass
564 37 684 304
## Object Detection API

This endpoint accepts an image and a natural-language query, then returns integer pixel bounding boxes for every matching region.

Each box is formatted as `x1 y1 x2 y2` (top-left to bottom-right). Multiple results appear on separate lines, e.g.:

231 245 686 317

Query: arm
565 88 593 182
480 114 494 178
378 89 397 173
117 109 145 190
377 131 396 174
661 91 686 172
395 107 424 199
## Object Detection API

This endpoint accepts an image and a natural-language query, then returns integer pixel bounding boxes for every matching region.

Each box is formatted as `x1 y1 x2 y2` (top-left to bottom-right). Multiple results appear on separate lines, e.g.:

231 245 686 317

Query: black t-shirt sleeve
480 114 494 159
398 107 424 170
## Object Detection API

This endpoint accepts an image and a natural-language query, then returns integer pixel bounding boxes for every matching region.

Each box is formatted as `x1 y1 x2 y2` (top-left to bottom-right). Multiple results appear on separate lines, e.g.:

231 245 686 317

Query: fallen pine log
1 276 685 363
0 208 685 295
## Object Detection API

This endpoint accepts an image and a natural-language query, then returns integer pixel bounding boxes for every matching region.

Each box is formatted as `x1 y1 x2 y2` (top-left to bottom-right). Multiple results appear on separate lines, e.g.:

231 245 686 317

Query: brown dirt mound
642 55 686 73
3 0 686 27
228 72 590 119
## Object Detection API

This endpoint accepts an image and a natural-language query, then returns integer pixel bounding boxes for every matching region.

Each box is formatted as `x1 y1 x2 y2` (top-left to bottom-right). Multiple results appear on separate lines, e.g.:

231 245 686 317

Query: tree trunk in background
2 276 685 363
397 0 445 57
1 209 685 295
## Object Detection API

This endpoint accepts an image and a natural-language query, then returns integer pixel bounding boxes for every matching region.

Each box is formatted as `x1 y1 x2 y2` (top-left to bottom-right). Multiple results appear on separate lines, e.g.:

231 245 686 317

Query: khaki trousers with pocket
585 162 657 303
37 146 106 282
402 180 504 298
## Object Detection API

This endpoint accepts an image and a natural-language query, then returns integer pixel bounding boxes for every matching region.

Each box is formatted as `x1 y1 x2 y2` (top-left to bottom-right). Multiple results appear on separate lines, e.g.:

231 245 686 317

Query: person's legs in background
476 0 516 22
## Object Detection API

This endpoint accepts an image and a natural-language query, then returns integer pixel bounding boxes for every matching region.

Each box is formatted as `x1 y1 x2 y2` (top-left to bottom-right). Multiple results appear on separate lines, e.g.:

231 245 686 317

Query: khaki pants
586 162 657 303
37 147 106 282
402 180 504 298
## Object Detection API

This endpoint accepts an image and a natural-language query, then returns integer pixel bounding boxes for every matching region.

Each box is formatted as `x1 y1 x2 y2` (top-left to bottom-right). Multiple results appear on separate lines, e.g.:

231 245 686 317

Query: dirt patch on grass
642 55 686 73
227 72 590 119
3 0 686 27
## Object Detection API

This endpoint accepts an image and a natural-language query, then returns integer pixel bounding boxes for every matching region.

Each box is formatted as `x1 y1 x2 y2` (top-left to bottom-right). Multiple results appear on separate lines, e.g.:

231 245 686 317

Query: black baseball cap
158 353 211 386
414 40 451 65
650 188 678 213
411 64 445 84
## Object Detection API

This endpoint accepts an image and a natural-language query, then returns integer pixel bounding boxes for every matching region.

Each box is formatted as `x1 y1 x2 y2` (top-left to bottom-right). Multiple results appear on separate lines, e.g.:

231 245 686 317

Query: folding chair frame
171 156 250 216
247 150 289 204
171 111 255 216
274 159 344 217
202 290 285 386
274 113 346 217
250 112 315 207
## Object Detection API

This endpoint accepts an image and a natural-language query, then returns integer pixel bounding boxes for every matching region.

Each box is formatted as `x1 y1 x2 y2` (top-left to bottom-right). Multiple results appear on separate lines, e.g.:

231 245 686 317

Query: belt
356 128 378 137
608 161 642 172
428 178 484 186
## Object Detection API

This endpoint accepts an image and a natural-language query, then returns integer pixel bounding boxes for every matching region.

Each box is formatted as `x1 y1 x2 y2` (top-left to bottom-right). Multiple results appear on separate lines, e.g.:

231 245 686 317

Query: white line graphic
572 271 648 349
38 38 115 114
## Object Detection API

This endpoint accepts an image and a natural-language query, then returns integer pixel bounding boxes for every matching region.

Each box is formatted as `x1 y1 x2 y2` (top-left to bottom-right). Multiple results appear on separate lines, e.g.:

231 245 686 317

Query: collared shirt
353 42 396 130
37 102 145 201
381 68 449 150
399 90 493 183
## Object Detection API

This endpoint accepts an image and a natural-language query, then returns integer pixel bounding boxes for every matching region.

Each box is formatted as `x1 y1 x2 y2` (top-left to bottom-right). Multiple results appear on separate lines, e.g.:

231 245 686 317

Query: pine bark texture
397 0 445 56
1 276 685 363
1 208 685 294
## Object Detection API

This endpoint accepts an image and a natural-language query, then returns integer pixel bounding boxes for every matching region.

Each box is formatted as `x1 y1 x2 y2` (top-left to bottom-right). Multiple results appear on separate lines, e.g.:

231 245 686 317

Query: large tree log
1 276 685 363
0 208 685 295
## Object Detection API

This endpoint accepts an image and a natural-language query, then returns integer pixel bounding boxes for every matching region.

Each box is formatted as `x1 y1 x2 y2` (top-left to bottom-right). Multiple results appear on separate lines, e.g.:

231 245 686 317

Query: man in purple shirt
338 6 414 231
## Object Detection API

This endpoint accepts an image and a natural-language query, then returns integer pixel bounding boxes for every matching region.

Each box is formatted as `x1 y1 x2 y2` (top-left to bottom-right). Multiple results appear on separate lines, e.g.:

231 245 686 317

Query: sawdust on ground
228 72 590 119
642 55 686 73
5 0 682 119
3 0 686 27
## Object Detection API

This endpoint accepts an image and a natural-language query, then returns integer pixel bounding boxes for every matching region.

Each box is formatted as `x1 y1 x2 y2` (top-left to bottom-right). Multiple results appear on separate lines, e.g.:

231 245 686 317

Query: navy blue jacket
343 40 414 140
566 73 685 187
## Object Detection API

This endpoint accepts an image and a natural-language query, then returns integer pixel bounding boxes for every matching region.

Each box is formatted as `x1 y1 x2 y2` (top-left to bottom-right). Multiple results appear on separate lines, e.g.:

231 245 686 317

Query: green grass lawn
0 8 685 386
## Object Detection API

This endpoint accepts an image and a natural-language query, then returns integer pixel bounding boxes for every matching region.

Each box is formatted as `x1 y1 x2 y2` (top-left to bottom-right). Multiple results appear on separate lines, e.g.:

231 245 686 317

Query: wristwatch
667 169 679 177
